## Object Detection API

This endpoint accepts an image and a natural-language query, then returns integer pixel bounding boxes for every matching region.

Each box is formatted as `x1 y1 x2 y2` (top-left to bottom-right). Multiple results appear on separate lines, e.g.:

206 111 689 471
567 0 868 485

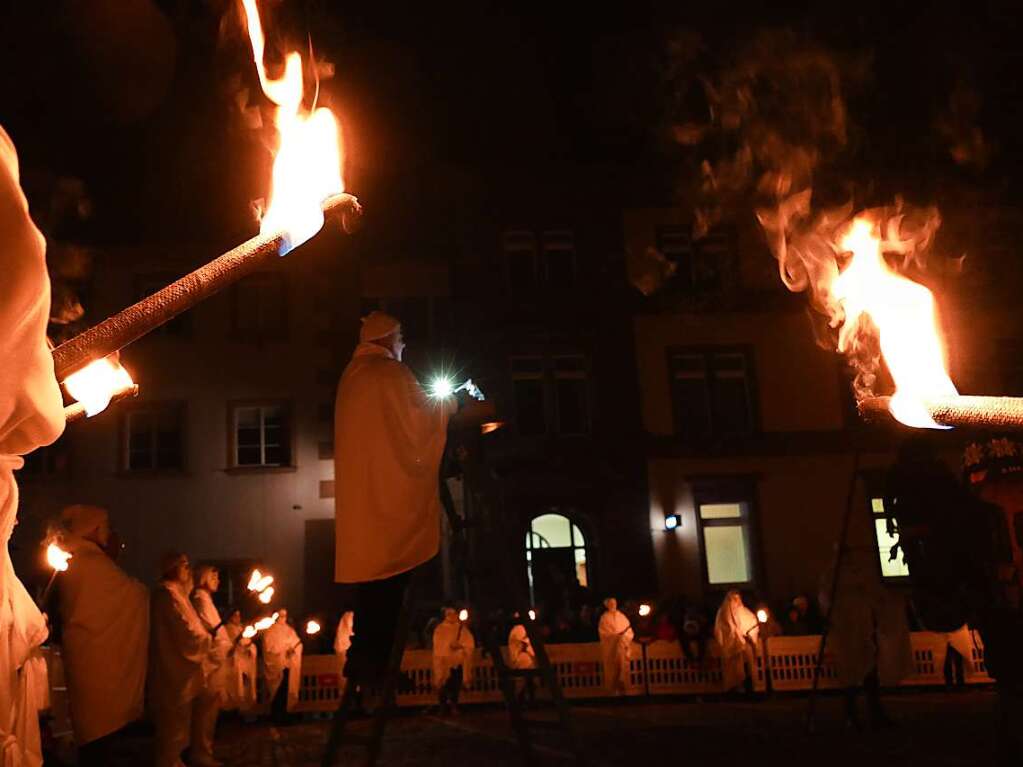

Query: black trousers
343 569 414 685
439 666 463 706
77 728 125 767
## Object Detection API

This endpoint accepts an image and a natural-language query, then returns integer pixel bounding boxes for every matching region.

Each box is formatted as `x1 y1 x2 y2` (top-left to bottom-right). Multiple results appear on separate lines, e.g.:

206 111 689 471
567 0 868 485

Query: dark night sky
0 1 1020 244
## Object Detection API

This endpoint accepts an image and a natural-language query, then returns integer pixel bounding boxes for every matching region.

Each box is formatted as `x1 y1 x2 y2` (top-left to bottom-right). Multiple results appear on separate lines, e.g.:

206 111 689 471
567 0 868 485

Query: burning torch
40 541 72 607
287 618 321 654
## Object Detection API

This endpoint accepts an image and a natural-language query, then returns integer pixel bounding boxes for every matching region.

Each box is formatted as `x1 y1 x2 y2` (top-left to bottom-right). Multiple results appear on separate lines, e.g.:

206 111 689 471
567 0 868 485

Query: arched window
524 513 588 603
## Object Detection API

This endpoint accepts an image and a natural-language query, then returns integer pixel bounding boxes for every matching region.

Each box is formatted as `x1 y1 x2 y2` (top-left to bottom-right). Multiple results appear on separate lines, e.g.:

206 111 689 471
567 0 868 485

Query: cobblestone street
90 689 1005 766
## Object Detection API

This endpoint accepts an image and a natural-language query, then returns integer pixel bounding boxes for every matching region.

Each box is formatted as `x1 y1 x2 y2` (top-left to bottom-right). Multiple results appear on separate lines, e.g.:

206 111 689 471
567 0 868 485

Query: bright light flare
638 603 652 618
253 612 279 632
429 376 455 399
528 609 536 621
240 0 344 256
247 570 274 594
46 543 72 573
458 609 469 622
242 625 257 640
305 619 321 635
64 358 134 417
756 609 768 624
258 586 275 605
833 218 957 429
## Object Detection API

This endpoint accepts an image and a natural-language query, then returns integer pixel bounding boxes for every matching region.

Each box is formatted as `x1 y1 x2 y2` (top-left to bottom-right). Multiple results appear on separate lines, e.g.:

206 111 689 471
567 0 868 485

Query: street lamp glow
664 514 680 531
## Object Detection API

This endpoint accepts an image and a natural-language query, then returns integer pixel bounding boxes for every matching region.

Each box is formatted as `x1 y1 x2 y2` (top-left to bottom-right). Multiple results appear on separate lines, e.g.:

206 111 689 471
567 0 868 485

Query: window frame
524 511 591 604
691 478 759 592
120 401 187 475
226 399 296 472
866 473 912 582
667 345 758 444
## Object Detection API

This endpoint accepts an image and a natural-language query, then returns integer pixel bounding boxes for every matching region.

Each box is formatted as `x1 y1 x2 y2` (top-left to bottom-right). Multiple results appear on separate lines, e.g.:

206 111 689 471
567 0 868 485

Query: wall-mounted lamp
664 513 681 531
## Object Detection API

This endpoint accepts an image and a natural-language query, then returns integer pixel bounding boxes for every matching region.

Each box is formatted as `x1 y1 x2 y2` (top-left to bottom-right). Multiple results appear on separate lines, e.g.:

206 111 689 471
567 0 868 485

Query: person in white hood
334 610 354 681
713 590 759 694
334 311 456 683
431 608 474 715
189 566 230 766
262 609 302 723
598 598 633 695
0 125 66 767
57 505 148 766
149 552 213 767
223 610 257 712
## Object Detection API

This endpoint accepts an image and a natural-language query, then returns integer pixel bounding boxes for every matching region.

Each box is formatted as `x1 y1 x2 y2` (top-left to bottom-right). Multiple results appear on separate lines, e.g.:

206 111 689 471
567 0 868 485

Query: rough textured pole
64 384 140 424
52 193 362 380
860 395 1023 430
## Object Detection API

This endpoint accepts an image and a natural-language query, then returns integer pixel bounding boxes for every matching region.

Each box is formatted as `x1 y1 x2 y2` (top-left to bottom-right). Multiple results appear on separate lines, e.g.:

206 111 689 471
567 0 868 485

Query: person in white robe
149 553 213 767
819 546 912 729
0 125 67 767
713 590 759 693
262 609 302 722
431 609 474 715
334 312 456 684
598 598 633 695
57 505 147 765
507 615 537 704
223 610 256 712
189 566 230 766
333 611 354 683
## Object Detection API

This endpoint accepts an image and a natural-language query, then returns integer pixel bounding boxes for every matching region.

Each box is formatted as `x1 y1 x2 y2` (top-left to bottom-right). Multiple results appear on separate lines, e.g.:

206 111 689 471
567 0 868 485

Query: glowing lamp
429 376 455 399
664 514 681 531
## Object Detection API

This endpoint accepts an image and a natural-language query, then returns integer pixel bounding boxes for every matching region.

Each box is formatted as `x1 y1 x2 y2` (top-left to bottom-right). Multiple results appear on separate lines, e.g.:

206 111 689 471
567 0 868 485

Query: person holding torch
333 311 460 685
431 607 475 715
189 565 231 766
0 125 67 766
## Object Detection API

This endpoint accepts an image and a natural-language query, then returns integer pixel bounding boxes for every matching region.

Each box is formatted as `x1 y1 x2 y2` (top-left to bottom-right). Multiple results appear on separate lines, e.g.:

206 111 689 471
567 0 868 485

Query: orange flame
258 586 275 604
64 357 134 417
247 569 274 593
305 619 321 635
46 542 72 572
832 217 958 428
242 625 257 640
253 612 279 632
240 0 343 255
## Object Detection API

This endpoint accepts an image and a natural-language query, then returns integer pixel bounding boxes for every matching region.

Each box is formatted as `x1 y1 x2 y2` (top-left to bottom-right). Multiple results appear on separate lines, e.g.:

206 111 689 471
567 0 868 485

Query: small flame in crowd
242 625 257 640
458 608 469 622
258 586 275 605
46 543 72 572
64 357 134 417
638 603 652 617
253 612 280 632
528 609 536 621
240 0 344 255
305 619 321 635
756 609 768 624
247 569 274 594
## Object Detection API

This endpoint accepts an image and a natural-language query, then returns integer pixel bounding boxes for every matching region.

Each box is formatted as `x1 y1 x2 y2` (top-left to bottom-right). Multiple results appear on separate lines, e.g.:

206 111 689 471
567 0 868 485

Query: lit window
871 497 910 578
124 404 184 472
232 404 292 468
697 501 753 586
524 513 589 601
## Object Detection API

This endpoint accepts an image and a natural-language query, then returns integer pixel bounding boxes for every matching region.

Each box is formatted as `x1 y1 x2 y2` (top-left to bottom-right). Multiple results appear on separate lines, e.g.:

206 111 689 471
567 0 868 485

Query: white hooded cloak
333 611 354 677
0 125 66 767
598 609 633 692
431 620 474 688
190 589 231 701
507 624 536 670
713 590 759 691
58 536 148 745
149 580 211 715
334 343 454 583
223 624 256 711
262 621 302 710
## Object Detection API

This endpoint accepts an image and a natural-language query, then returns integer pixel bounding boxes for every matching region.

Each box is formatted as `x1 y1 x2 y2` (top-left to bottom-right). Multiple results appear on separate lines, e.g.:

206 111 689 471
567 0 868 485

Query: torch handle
64 384 140 424
52 194 361 380
38 570 59 608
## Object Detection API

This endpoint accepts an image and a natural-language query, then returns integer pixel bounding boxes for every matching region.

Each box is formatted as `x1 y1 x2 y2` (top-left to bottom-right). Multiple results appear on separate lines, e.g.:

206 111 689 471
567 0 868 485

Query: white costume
598 608 633 693
713 590 759 691
262 621 302 711
223 623 257 711
149 579 212 767
431 620 475 690
189 588 230 765
334 611 354 678
820 548 912 687
334 339 454 583
0 125 66 767
58 530 148 746
507 624 536 670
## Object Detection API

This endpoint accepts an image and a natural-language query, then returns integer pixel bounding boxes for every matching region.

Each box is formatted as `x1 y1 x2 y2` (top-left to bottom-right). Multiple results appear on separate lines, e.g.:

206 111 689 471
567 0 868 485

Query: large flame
832 217 958 428
240 0 343 255
46 543 72 572
64 358 135 417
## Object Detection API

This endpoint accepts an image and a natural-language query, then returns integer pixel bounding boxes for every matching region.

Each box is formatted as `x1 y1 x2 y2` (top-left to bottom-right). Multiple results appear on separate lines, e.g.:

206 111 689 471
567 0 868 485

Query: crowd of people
49 504 308 767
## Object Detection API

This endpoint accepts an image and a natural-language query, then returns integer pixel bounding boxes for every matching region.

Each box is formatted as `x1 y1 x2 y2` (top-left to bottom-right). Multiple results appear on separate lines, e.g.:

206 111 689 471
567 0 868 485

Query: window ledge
116 470 189 479
225 465 298 475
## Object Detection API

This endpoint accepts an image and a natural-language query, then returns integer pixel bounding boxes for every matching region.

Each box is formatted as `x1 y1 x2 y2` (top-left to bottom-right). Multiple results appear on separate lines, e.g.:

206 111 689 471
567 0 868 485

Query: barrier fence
293 631 993 712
